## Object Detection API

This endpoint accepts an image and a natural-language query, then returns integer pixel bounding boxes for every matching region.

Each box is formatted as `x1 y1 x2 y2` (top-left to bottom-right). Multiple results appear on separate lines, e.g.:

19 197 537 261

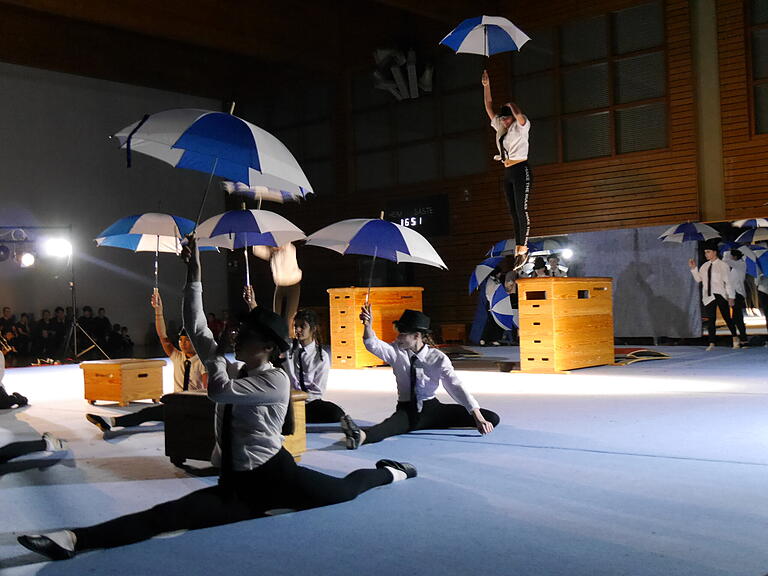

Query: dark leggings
305 399 345 424
704 294 737 343
0 386 18 409
0 439 46 464
760 291 768 334
363 398 501 445
73 447 391 551
731 294 748 341
503 162 532 246
114 404 165 427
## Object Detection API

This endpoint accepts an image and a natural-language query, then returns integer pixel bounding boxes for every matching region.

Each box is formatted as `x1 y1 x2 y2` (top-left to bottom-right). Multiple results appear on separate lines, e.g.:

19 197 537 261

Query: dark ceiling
0 0 498 99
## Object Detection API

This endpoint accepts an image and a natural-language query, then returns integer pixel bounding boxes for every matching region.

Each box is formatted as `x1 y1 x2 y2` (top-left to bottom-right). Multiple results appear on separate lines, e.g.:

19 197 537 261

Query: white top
283 340 330 402
363 332 479 413
725 258 747 298
548 265 567 277
690 259 733 305
491 115 530 162
169 348 206 393
184 282 289 471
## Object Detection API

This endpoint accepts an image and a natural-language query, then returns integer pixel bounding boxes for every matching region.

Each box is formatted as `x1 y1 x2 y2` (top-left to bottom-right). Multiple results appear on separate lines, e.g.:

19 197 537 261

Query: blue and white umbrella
742 244 768 277
96 213 196 287
113 109 313 221
440 16 531 57
527 239 562 255
658 222 720 243
306 218 447 300
735 227 768 244
486 239 516 257
469 256 503 294
486 282 518 330
732 218 768 228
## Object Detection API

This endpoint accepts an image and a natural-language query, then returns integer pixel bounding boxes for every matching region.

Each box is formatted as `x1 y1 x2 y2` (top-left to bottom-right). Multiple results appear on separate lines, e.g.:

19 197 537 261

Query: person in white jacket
688 240 740 350
723 249 749 346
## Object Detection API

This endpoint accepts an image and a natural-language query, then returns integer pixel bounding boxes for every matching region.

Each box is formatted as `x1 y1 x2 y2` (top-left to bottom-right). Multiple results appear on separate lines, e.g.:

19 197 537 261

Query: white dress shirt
184 281 289 471
363 332 479 413
169 348 206 393
725 258 746 298
283 340 330 402
690 258 733 305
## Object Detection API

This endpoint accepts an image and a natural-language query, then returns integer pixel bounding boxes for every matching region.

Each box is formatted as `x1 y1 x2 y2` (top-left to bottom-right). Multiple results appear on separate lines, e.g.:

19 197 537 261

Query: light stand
60 226 109 361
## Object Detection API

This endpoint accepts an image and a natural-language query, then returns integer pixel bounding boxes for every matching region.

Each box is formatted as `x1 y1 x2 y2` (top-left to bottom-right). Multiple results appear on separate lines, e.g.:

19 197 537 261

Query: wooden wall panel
718 0 768 218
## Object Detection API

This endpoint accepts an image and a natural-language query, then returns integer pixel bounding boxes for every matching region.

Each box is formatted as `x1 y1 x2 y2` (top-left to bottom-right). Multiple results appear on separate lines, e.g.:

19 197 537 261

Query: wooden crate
517 277 614 373
81 358 166 406
328 287 423 368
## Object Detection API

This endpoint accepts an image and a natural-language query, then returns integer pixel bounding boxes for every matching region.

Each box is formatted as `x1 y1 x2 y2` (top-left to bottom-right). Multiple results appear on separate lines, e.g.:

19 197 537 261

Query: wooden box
81 358 166 406
517 277 614 373
328 287 423 368
162 390 309 466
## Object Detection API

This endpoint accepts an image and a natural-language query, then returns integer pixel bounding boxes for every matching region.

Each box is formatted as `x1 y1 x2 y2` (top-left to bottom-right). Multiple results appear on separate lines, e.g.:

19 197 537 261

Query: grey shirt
183 281 289 470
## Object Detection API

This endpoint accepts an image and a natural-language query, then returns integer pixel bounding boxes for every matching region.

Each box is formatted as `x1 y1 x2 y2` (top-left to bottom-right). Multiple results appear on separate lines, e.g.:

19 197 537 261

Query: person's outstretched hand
243 285 257 310
181 234 201 282
481 69 489 87
151 288 163 311
359 303 372 326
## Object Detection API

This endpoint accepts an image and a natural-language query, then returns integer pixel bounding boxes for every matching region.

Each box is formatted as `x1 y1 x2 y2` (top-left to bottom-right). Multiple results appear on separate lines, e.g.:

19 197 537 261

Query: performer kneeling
342 305 499 449
17 236 416 561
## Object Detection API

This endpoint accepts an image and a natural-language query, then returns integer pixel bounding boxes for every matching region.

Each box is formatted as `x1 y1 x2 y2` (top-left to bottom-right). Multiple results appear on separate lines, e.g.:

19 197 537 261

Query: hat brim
393 321 432 334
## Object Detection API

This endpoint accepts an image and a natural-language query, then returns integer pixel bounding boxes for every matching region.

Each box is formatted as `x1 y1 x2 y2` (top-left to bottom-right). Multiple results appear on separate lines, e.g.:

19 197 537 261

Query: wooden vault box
81 358 166 406
517 277 614 373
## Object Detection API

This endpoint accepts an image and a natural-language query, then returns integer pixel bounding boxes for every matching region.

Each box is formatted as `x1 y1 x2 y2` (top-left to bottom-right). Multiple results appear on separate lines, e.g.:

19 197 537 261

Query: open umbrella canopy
732 218 768 228
96 234 183 253
97 213 195 239
113 109 313 199
440 16 530 57
735 227 768 244
486 282 518 330
486 239 516 257
306 219 447 269
658 222 720 243
196 209 306 250
469 256 503 294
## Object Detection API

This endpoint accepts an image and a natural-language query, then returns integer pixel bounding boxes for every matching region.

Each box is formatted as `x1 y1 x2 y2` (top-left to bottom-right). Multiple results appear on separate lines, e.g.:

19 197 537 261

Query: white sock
43 530 76 552
385 467 407 483
107 416 116 426
42 433 64 452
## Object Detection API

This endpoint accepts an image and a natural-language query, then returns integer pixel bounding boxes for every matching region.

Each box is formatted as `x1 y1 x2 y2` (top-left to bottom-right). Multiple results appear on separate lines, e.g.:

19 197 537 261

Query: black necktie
499 133 507 160
409 355 418 405
707 262 712 297
297 348 308 392
182 359 191 391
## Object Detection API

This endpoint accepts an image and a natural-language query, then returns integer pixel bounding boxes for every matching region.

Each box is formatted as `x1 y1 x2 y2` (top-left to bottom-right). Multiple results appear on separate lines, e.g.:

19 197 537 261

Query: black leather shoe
17 534 75 561
85 413 111 432
12 392 28 407
376 459 417 479
340 415 361 450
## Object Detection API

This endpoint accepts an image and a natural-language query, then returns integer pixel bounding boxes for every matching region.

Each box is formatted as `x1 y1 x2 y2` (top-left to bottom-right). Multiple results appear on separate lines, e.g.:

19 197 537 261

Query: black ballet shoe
11 392 28 407
376 459 418 479
340 414 362 450
17 534 75 561
85 413 111 432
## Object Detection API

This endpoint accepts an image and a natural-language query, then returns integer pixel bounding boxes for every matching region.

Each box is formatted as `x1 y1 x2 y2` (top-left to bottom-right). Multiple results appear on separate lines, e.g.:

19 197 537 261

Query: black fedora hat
393 309 431 333
239 307 290 351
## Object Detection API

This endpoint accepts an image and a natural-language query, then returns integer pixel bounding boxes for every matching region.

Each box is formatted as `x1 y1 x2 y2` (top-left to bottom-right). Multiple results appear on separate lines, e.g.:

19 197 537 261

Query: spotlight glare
43 238 72 258
561 248 574 260
19 252 35 267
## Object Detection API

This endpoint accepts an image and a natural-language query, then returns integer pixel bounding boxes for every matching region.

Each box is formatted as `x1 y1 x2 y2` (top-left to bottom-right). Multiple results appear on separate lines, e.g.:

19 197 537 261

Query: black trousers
760 291 768 334
114 404 165 427
305 398 345 424
363 398 501 445
503 162 533 246
0 386 18 409
704 294 737 343
73 447 391 551
731 293 748 341
0 439 46 464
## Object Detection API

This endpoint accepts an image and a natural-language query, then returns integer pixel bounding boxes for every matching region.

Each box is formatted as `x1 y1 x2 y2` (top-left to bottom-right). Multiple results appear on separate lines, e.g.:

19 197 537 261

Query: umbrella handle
244 235 251 288
366 246 378 304
154 236 159 290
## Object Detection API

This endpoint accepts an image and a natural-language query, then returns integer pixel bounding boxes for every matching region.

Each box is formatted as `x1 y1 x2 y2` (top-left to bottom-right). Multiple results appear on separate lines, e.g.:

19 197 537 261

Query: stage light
0 245 8 262
19 252 35 268
43 238 72 258
561 248 574 260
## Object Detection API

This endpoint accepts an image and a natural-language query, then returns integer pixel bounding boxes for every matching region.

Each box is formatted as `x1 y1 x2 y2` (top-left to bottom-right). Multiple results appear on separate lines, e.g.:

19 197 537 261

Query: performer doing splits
341 305 499 449
84 289 207 434
482 69 532 269
243 288 350 425
688 239 740 350
18 235 416 561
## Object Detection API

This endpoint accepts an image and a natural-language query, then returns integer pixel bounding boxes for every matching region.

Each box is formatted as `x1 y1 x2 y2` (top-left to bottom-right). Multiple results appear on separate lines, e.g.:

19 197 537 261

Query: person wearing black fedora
341 305 500 449
688 239 740 350
18 236 417 562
